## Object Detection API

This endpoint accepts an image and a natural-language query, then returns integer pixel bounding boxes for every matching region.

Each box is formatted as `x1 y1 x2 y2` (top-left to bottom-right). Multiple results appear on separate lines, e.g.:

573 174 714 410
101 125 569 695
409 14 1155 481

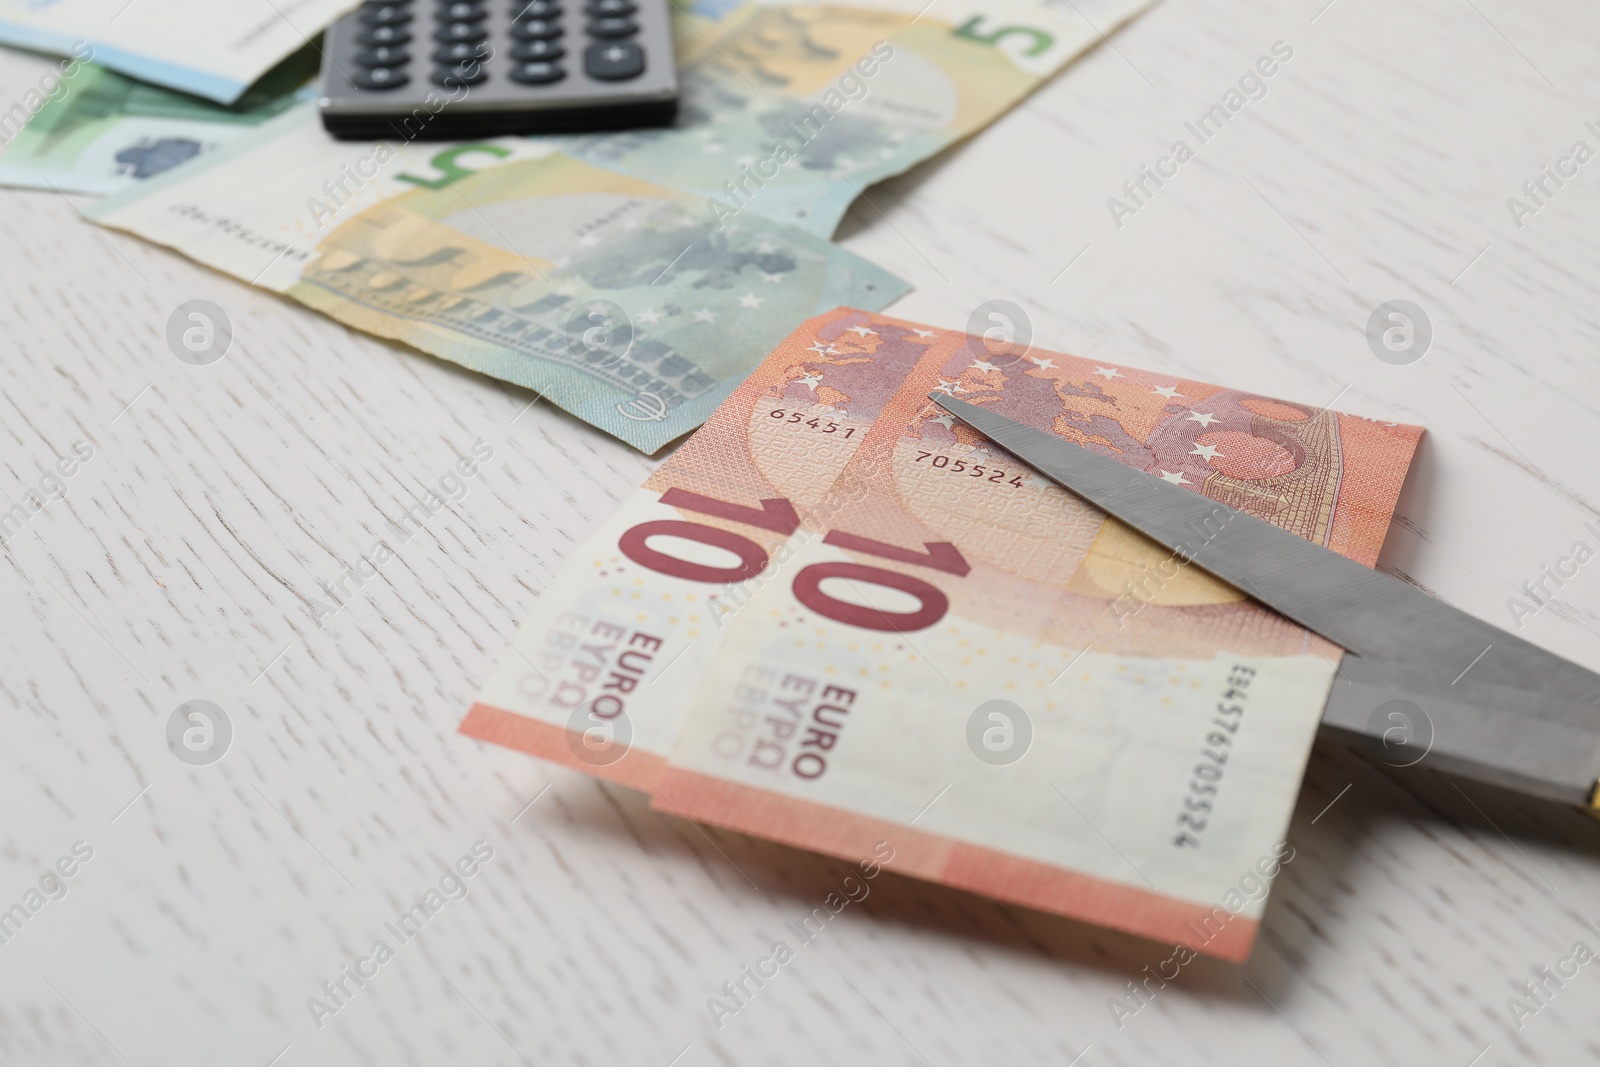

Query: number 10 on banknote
465 308 1422 959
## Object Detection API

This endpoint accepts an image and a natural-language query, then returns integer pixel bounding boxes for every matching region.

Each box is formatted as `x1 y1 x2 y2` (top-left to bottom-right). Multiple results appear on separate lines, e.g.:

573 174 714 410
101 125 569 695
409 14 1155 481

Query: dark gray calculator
318 0 678 140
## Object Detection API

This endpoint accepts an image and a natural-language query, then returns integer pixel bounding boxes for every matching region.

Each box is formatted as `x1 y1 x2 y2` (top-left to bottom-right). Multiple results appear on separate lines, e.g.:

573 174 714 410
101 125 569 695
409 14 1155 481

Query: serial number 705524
1172 664 1257 849
913 451 1031 488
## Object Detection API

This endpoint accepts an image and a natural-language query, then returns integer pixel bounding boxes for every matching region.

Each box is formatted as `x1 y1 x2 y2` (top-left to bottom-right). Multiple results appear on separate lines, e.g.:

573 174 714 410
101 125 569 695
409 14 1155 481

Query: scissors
932 394 1600 810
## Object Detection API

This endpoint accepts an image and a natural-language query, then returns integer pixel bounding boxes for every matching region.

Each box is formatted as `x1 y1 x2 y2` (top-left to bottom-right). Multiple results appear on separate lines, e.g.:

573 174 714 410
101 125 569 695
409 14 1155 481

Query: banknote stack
3 0 1425 960
54 0 1154 449
462 308 1424 959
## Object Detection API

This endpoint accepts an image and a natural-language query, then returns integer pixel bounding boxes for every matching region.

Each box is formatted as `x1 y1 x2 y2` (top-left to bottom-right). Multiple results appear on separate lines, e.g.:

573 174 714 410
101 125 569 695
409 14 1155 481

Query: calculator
318 0 678 140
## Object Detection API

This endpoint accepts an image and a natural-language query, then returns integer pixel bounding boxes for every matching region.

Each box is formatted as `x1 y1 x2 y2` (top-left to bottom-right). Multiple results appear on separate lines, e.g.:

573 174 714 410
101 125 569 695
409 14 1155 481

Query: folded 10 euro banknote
462 308 1423 960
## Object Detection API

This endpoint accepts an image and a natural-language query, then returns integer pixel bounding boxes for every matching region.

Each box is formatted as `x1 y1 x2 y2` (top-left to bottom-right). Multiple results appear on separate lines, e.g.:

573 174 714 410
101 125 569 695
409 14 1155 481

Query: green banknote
88 106 908 452
0 50 316 195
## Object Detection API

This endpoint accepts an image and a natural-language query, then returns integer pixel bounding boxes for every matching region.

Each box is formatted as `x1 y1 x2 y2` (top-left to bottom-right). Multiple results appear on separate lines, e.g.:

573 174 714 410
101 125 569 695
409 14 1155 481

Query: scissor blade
932 394 1600 806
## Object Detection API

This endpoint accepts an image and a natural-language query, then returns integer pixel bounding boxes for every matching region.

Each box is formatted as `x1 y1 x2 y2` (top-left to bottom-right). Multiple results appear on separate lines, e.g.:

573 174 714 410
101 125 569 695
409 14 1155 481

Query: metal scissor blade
932 394 1600 806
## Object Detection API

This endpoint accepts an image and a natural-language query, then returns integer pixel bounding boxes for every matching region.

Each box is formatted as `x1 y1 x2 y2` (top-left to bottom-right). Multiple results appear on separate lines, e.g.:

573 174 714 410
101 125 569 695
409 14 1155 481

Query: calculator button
439 1 487 18
358 25 412 45
352 65 411 89
509 17 562 38
433 40 491 63
434 20 488 42
585 41 643 79
359 4 413 25
510 38 563 60
354 46 410 66
509 60 565 84
432 62 488 86
511 0 562 19
587 16 636 37
584 0 634 15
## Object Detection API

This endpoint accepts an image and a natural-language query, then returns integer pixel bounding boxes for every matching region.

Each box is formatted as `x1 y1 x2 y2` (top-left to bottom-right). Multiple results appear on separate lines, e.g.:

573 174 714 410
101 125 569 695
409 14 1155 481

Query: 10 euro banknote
464 308 1423 959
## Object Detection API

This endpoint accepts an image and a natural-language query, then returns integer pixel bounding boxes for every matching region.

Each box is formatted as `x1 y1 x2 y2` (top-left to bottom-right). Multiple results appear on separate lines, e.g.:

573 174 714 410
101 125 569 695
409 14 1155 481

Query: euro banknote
464 308 1423 958
0 53 316 195
572 0 1158 237
81 0 1160 446
0 0 355 104
88 106 909 452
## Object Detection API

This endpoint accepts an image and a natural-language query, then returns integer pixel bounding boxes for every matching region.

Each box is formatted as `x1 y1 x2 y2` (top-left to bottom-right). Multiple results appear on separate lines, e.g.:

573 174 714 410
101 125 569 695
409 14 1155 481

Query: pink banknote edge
652 768 1259 961
461 702 665 792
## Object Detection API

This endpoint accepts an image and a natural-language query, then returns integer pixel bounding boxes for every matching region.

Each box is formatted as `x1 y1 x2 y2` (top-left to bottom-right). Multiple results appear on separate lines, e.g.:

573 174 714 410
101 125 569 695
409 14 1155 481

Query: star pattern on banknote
1158 469 1190 485
1031 357 1056 370
928 412 956 428
806 342 835 355
846 325 876 337
796 373 823 389
739 293 764 308
911 329 936 338
932 378 965 395
637 308 661 324
969 359 998 372
1186 411 1218 427
693 308 716 323
1190 442 1224 462
1152 384 1184 399
1093 366 1121 379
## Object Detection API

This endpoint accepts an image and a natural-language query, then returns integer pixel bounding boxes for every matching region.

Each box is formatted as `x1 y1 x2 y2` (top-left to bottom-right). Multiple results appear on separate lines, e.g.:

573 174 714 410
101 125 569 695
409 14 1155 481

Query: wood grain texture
2 0 1599 1063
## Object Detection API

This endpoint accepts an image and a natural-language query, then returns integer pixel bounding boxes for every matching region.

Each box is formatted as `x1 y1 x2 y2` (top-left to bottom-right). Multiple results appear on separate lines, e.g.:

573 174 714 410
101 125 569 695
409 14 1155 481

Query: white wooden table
4 0 1600 1063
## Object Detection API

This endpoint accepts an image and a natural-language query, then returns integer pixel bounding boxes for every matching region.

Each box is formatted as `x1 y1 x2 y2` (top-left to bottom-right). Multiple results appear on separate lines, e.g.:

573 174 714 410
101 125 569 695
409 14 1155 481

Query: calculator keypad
327 0 671 137
343 0 652 84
